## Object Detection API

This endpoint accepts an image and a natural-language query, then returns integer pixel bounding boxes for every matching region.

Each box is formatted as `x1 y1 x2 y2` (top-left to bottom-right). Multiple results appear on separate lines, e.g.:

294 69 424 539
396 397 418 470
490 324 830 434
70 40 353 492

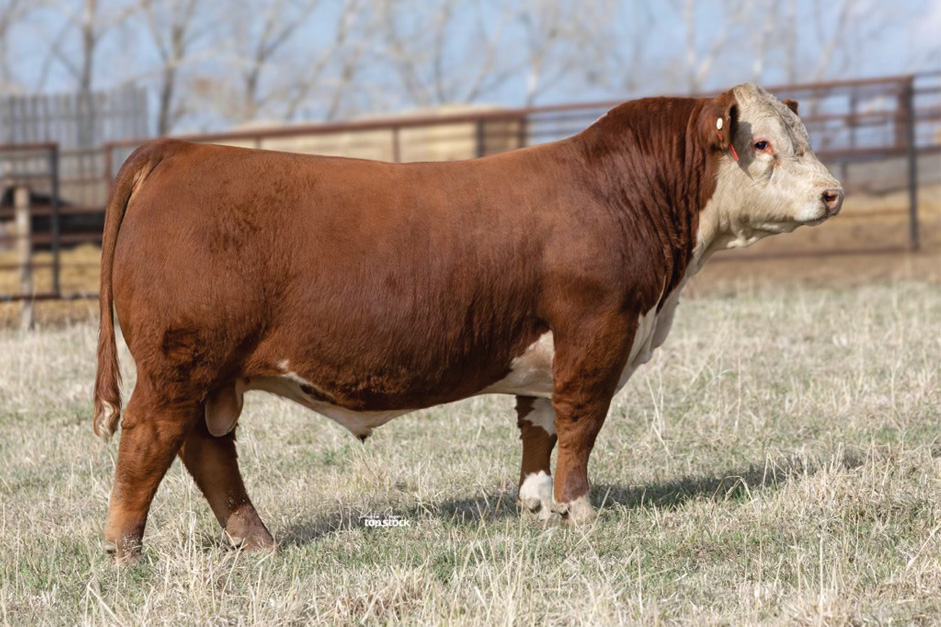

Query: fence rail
1 72 939 309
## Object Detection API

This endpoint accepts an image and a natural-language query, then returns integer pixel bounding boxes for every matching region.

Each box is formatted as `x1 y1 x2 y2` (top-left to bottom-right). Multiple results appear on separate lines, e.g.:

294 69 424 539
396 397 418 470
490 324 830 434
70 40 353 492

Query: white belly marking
483 291 677 399
482 332 555 398
527 397 556 434
615 301 661 391
248 372 407 439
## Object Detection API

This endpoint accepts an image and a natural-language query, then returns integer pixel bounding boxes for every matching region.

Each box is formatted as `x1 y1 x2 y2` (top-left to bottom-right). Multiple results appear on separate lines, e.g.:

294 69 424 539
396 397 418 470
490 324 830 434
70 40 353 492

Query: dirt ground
0 184 938 327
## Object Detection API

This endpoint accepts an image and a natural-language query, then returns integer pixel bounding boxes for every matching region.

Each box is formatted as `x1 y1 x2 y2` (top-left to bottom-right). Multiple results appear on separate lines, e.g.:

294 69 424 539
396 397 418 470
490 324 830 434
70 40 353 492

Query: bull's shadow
278 491 520 547
277 450 864 547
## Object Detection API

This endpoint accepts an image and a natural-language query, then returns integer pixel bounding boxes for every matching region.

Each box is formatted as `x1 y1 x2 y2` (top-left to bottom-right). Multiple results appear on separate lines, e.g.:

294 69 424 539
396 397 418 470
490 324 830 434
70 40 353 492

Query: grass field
1 281 939 625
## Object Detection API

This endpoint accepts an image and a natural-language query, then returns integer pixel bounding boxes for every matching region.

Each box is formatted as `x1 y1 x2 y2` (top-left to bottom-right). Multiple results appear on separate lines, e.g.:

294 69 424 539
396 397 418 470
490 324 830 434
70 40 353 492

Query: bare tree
0 0 41 90
33 0 140 146
775 0 902 85
568 0 656 98
808 0 859 81
37 0 140 94
185 0 369 126
279 0 372 122
782 0 799 83
178 0 317 124
376 0 525 108
236 0 318 120
748 0 777 82
138 0 208 135
675 0 750 93
517 0 610 105
5 0 933 137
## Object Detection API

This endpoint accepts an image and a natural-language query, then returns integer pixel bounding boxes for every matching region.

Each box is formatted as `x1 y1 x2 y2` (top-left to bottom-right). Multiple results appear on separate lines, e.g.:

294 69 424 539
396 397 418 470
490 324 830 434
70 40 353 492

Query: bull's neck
569 98 716 290
687 158 767 275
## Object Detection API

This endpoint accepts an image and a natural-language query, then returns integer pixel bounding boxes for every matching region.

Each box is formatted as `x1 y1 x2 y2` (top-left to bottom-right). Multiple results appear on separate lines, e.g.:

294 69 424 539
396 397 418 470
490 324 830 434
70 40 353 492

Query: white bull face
703 83 844 251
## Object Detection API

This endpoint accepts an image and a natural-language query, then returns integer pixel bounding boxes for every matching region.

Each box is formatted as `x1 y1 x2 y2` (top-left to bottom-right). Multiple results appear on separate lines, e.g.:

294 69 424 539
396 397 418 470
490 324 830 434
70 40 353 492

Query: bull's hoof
539 508 565 526
103 536 142 565
224 508 275 552
225 531 276 552
552 495 597 526
518 498 565 525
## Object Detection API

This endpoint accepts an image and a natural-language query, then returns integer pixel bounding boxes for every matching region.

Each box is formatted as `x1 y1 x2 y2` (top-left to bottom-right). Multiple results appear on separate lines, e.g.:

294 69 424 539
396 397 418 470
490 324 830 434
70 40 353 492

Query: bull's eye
754 140 770 151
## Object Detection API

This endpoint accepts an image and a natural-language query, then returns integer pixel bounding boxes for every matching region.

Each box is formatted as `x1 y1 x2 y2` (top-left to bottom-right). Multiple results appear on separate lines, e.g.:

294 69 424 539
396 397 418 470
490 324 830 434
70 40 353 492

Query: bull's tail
93 145 159 440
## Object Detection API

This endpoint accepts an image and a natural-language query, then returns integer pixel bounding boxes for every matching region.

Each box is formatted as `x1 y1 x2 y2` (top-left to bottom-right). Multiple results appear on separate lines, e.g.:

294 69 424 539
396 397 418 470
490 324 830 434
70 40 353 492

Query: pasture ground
1 280 939 625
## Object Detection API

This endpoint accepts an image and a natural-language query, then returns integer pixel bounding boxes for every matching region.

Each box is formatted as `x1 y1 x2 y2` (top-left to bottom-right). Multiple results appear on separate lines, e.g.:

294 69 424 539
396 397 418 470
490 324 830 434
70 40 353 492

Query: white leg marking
518 471 554 518
528 397 556 435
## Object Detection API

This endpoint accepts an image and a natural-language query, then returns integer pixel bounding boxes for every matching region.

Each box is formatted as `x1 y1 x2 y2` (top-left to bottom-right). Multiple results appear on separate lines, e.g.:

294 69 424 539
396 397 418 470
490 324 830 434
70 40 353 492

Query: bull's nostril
822 188 844 215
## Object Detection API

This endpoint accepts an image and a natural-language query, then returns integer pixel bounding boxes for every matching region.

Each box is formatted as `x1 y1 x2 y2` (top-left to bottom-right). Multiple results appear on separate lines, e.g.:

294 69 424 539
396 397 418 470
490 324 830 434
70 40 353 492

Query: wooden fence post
14 185 34 331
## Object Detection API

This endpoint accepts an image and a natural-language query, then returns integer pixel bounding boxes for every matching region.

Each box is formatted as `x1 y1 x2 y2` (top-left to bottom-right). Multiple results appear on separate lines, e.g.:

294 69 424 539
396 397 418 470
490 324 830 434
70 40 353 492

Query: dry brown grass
1 280 939 625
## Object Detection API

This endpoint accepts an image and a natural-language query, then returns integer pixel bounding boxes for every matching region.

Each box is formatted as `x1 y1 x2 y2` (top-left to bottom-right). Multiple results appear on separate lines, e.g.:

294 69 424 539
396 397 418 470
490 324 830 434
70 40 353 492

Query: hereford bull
94 83 843 560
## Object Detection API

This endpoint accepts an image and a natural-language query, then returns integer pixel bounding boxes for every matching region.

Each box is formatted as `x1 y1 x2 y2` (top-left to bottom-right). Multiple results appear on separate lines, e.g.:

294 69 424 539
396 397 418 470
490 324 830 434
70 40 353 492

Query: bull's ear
704 90 738 154
782 98 799 115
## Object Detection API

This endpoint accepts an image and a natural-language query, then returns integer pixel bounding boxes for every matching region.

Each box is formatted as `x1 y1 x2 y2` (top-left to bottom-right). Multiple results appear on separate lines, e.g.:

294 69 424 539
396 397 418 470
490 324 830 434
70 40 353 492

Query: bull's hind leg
516 396 557 518
178 417 274 551
103 388 199 561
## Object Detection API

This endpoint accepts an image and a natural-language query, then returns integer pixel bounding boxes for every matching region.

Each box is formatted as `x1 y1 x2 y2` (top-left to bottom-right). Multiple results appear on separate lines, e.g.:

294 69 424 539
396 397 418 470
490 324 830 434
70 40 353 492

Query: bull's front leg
550 315 632 525
516 396 557 519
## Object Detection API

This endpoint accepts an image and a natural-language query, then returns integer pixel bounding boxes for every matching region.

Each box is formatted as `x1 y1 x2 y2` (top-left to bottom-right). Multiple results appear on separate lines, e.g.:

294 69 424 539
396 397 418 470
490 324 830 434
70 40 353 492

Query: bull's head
699 83 844 255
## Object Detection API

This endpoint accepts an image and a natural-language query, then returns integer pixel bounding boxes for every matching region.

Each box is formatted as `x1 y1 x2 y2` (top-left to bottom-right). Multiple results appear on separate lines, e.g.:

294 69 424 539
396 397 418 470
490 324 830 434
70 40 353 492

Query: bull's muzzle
822 187 844 217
